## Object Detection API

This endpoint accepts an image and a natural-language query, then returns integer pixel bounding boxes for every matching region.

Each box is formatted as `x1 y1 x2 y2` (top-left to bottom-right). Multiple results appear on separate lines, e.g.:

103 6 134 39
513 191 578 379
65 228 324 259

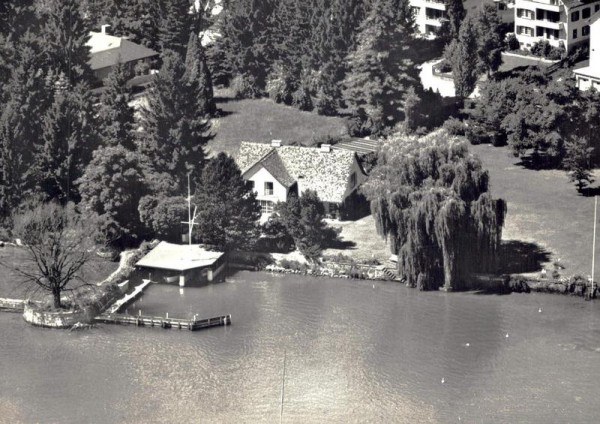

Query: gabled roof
332 137 381 155
136 241 224 272
86 32 158 71
247 149 295 187
237 142 364 203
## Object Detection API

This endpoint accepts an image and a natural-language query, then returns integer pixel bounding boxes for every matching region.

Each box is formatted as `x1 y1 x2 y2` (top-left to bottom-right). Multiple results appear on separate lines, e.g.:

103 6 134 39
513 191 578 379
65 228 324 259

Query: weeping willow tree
363 130 506 291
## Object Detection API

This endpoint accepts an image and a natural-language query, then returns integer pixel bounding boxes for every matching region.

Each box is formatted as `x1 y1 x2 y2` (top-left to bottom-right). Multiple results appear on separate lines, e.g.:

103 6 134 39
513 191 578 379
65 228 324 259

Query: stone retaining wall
23 303 92 328
266 262 388 281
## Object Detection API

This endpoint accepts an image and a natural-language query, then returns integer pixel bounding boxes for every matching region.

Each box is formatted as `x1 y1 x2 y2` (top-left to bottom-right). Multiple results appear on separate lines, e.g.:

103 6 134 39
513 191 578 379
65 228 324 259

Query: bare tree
5 201 96 309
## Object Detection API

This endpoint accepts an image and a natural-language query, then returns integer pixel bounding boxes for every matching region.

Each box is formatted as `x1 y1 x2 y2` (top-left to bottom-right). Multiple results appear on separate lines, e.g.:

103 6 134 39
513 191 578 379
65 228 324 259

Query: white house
574 12 600 89
86 25 158 83
514 0 600 51
235 141 368 220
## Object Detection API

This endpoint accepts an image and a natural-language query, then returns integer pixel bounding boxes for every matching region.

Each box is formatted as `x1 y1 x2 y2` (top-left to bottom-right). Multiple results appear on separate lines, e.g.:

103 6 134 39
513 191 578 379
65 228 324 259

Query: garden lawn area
471 143 599 278
208 92 348 157
0 245 118 300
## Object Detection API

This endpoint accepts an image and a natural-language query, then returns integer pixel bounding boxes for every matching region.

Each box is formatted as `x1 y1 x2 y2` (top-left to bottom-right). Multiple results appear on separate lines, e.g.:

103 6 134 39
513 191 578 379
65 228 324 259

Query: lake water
2 271 600 423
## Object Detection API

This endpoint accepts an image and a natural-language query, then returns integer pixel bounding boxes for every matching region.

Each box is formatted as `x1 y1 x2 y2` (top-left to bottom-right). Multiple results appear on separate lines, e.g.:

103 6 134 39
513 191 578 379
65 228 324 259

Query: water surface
1 271 600 423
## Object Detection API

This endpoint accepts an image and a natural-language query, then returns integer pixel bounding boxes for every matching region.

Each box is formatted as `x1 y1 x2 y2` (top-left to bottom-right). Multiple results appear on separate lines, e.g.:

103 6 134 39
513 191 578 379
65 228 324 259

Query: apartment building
410 0 513 37
514 0 600 51
573 12 600 89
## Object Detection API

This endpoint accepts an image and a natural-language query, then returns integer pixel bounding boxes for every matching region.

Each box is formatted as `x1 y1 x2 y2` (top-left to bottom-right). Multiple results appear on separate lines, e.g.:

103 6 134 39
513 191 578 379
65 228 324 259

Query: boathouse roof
136 241 224 272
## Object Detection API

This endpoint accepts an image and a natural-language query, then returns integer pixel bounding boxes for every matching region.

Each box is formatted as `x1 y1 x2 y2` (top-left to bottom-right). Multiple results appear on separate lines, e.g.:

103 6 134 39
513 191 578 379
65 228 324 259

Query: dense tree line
467 67 600 180
0 0 257 251
362 131 506 290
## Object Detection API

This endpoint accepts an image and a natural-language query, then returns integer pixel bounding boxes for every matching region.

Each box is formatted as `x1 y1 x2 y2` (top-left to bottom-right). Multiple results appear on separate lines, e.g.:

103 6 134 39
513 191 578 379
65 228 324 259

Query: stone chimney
320 143 331 153
101 24 111 34
271 139 282 147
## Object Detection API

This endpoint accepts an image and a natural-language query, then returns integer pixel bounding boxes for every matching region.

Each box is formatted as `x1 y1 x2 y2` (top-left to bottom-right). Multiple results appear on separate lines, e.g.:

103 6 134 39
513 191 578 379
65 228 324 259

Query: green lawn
207 91 348 157
471 143 597 278
0 246 118 300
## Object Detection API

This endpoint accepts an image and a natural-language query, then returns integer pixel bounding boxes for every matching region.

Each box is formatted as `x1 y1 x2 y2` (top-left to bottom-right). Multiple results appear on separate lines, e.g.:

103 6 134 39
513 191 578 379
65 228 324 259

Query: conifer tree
0 106 27 218
141 50 211 190
474 4 504 77
439 0 466 42
157 0 196 56
98 62 136 150
444 15 479 101
38 0 93 85
35 77 98 203
194 153 261 251
185 33 216 117
343 0 417 132
218 0 275 96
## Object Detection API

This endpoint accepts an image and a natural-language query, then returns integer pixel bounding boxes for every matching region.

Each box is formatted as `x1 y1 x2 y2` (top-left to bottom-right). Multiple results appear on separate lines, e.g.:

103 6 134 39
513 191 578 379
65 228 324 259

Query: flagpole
592 196 597 299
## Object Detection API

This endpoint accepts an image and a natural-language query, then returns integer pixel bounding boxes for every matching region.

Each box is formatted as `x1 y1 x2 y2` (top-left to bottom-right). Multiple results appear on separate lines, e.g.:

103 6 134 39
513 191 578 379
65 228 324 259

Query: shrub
506 33 520 51
291 85 313 111
316 87 338 116
231 74 263 99
443 117 467 136
279 259 308 272
465 125 490 145
266 66 294 104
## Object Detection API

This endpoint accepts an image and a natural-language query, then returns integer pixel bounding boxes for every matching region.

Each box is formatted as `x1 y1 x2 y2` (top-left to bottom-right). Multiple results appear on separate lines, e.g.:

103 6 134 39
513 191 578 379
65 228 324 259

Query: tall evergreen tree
439 0 466 42
38 0 93 85
0 106 27 218
35 78 98 203
141 50 211 189
98 62 136 150
157 0 196 56
343 0 417 132
444 15 479 101
474 4 504 77
218 0 275 96
185 33 216 117
194 153 261 251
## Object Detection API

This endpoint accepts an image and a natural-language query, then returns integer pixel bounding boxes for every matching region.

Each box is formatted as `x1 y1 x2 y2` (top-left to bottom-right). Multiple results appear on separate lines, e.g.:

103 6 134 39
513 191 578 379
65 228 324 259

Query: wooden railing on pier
94 312 231 331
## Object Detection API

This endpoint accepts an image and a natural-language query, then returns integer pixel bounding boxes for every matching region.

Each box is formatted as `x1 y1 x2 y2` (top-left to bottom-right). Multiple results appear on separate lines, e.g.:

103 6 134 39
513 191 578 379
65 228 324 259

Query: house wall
515 0 600 51
591 17 600 69
410 0 446 36
246 166 288 202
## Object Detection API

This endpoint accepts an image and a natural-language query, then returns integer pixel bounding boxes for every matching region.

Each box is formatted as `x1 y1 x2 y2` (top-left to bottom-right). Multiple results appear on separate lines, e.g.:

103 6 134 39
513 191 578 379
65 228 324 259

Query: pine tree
218 0 275 96
343 0 417 132
38 0 94 85
157 0 196 56
194 153 261 251
184 33 216 117
0 106 26 218
445 15 479 101
35 77 98 203
98 62 136 150
474 4 504 77
141 50 211 189
564 136 594 193
439 0 466 42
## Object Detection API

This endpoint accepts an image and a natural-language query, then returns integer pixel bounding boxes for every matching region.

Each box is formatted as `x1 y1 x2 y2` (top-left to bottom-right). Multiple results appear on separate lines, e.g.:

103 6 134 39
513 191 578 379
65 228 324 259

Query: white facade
411 0 448 36
245 166 291 215
574 13 600 89
514 0 600 51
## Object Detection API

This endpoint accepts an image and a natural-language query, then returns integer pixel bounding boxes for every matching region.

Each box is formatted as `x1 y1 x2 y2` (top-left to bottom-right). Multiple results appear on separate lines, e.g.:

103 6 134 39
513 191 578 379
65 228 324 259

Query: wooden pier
94 313 231 331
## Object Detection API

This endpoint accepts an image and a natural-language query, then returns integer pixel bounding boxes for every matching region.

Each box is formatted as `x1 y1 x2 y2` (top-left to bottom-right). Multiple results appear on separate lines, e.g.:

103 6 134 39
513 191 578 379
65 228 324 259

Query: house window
571 11 580 22
248 180 255 191
264 181 274 196
596 5 600 12
259 200 274 214
350 172 357 188
583 8 591 19
583 25 590 37
517 26 534 36
573 28 578 39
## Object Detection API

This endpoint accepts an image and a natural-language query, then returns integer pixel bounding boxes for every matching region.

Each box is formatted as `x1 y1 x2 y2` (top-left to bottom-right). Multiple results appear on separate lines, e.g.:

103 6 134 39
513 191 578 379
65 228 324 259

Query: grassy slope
207 92 348 157
471 143 596 277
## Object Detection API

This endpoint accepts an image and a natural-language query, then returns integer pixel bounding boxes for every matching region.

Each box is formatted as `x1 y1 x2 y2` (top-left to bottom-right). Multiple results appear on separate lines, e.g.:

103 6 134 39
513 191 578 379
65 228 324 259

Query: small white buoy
538 307 542 313
465 343 470 347
373 284 375 289
441 378 445 384
505 333 509 338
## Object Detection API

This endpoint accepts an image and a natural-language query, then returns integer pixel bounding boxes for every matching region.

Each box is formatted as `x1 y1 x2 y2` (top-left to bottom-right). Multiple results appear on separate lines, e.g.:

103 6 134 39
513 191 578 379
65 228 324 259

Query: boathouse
135 242 226 287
